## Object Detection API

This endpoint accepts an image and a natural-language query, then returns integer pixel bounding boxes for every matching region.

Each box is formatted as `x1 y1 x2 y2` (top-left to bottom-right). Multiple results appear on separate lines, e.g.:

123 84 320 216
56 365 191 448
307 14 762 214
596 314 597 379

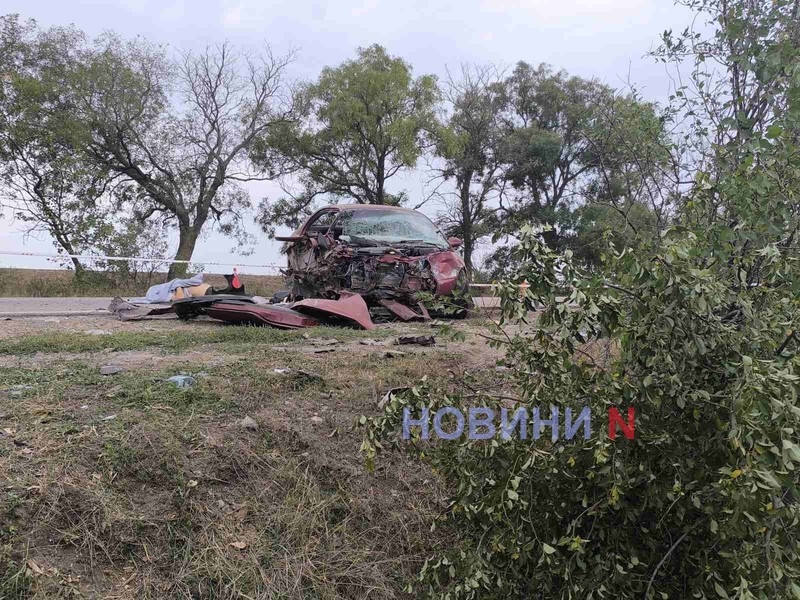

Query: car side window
306 211 337 235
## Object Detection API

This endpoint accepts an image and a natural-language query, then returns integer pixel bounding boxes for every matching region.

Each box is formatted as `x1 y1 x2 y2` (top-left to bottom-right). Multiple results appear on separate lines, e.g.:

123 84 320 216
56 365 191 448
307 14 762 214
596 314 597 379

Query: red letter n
608 407 635 440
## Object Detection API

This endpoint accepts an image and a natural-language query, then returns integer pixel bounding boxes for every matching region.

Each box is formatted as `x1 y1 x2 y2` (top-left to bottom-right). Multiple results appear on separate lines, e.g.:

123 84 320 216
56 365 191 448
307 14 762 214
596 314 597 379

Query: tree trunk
376 155 386 204
460 176 474 276
53 235 85 276
70 255 85 276
462 239 473 277
541 225 559 249
168 225 200 280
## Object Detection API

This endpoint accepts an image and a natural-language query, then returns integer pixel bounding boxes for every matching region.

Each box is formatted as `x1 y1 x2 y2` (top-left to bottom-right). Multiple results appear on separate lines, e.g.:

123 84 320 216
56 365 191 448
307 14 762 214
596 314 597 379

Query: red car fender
292 294 376 330
377 251 465 296
426 252 465 296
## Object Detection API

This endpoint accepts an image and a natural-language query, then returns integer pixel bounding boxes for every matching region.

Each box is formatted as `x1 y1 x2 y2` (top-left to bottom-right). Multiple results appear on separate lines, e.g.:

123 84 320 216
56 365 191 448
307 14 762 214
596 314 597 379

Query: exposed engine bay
283 232 467 320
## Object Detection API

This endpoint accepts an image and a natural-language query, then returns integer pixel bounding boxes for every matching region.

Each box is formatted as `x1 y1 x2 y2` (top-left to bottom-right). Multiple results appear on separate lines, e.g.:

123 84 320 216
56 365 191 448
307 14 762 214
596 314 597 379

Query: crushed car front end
278 206 468 319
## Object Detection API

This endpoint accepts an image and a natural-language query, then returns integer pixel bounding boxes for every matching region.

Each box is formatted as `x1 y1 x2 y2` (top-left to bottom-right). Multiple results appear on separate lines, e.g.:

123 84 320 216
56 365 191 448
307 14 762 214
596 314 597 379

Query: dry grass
0 268 286 299
0 334 485 598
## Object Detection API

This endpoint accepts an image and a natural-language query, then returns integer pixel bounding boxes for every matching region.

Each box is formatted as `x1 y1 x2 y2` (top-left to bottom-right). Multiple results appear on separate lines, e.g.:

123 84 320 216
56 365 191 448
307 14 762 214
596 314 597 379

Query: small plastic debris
239 416 258 431
4 385 32 399
397 335 436 346
99 365 124 376
297 370 323 382
378 387 410 410
310 339 340 346
384 350 406 358
167 375 196 388
100 414 117 421
271 368 323 382
27 559 44 575
310 416 324 424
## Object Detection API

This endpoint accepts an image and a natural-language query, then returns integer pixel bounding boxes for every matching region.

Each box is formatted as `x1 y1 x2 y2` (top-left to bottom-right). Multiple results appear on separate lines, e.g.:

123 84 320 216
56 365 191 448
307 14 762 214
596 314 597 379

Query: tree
431 64 506 274
492 63 672 255
0 16 114 273
566 92 674 267
253 44 439 234
362 0 800 597
570 200 657 268
492 62 600 249
74 38 295 278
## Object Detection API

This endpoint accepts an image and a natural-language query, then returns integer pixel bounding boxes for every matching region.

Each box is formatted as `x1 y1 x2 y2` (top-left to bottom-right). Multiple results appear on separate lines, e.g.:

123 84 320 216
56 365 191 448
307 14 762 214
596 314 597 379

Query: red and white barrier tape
0 249 521 287
0 249 283 270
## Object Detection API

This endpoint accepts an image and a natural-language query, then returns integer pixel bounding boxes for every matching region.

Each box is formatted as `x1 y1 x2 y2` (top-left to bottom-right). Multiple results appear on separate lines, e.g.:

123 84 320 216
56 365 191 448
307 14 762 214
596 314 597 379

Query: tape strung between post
0 249 283 270
0 249 508 285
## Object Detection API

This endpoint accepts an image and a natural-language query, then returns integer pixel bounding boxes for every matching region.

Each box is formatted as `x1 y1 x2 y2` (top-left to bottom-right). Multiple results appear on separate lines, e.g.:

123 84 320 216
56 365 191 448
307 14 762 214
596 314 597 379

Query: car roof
276 203 435 241
319 203 422 215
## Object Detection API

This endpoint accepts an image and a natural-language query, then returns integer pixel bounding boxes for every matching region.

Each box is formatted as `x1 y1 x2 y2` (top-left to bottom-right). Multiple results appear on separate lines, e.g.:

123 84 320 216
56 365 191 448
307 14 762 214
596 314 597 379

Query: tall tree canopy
498 63 669 245
253 44 439 234
432 65 506 274
480 62 671 275
0 16 115 273
73 38 296 277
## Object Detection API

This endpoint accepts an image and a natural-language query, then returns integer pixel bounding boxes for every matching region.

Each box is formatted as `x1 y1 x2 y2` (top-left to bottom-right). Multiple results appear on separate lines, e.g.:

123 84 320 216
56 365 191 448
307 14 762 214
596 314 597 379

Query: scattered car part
99 366 124 376
204 302 320 329
378 387 410 409
172 295 264 321
378 299 430 321
292 294 376 330
167 375 196 388
108 297 175 321
397 335 436 346
204 271 246 296
270 290 292 304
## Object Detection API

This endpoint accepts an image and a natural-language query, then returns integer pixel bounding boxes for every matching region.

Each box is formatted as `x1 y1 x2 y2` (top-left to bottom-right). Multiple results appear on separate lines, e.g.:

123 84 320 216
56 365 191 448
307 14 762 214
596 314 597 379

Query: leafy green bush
362 1 800 596
364 218 800 598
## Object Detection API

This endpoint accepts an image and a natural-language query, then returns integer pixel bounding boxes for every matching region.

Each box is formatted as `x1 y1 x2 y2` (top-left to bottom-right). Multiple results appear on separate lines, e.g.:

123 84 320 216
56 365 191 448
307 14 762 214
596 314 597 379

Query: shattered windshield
335 209 449 247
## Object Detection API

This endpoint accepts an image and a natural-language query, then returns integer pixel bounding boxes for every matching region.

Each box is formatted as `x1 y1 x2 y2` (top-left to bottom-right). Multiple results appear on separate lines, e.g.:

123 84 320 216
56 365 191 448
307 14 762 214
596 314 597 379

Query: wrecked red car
276 205 469 320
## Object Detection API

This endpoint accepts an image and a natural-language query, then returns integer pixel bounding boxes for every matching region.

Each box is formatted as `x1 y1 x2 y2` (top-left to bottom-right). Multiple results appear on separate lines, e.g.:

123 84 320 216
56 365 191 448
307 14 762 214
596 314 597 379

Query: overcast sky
0 0 693 274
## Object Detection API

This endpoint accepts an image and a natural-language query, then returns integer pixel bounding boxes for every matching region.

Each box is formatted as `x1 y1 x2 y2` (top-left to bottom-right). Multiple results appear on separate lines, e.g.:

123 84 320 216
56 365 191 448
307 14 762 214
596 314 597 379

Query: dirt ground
0 311 505 599
1 312 227 339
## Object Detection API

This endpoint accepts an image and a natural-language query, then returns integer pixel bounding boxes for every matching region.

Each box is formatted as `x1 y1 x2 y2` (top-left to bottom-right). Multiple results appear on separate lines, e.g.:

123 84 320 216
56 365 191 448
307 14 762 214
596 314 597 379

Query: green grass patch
0 324 397 355
0 343 462 599
0 362 234 415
